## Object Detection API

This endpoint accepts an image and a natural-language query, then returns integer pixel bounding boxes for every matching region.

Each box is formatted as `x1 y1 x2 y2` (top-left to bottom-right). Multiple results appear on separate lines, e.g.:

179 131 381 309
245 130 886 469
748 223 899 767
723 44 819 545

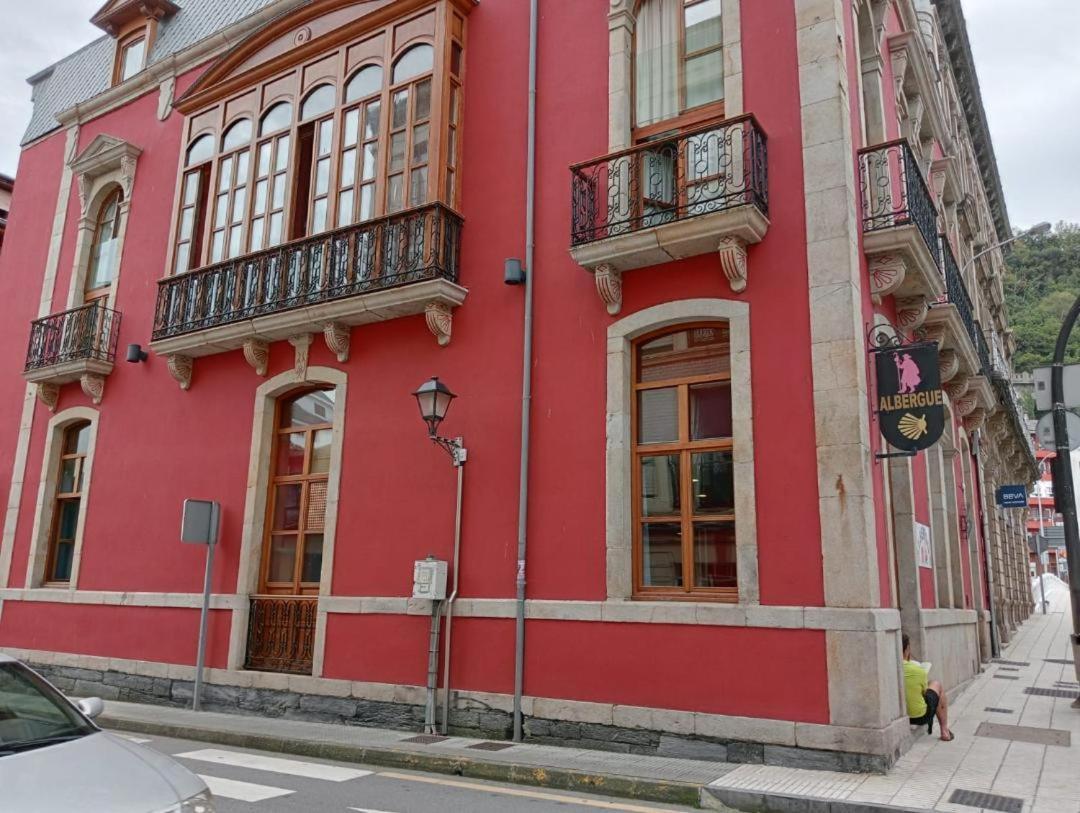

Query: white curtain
635 0 680 128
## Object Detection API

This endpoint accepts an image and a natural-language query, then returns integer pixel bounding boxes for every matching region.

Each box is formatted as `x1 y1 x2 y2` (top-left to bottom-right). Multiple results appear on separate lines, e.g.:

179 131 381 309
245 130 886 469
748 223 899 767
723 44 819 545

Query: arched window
261 389 337 595
345 65 383 103
46 421 91 584
301 85 336 121
260 102 293 136
633 324 735 596
85 189 123 300
186 134 214 167
634 0 723 130
222 118 253 151
392 44 434 83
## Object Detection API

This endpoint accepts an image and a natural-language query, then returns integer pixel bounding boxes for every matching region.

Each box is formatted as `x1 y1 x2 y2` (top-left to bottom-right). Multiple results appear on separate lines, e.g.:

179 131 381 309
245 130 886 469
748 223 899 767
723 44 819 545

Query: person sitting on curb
902 633 954 742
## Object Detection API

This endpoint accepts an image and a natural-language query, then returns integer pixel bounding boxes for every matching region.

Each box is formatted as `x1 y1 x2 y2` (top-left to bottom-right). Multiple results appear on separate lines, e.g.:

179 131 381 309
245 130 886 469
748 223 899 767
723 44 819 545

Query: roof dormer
91 0 178 85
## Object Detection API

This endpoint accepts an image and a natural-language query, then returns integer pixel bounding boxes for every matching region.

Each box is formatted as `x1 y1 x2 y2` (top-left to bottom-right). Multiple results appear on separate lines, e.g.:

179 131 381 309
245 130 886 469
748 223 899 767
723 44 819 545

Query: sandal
940 732 955 742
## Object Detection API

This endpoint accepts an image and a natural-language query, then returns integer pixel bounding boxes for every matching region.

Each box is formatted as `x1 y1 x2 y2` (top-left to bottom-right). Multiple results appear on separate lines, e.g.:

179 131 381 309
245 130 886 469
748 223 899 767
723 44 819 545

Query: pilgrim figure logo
895 352 922 394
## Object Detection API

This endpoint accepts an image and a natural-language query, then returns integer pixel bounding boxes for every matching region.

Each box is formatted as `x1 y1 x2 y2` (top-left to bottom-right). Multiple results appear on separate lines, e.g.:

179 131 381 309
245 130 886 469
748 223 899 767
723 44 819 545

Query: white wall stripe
198 774 293 802
178 748 372 781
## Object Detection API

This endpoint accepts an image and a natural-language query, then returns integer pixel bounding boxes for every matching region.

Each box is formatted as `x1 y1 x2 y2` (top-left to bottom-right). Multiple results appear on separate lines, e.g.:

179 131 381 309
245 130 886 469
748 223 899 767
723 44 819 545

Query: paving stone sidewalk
705 580 1079 813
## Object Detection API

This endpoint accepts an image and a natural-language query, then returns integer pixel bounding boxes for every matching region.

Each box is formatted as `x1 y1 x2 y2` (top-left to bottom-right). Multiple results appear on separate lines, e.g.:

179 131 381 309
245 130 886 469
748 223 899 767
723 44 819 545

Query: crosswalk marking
377 771 689 813
118 735 152 744
199 774 294 802
176 748 372 781
349 808 403 813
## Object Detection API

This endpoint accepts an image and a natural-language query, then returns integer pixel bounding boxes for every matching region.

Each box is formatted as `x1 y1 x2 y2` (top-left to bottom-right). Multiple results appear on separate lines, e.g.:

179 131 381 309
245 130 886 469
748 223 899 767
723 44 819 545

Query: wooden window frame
631 323 737 602
631 0 725 143
113 29 149 85
167 1 467 276
43 423 91 586
258 390 334 596
84 187 124 303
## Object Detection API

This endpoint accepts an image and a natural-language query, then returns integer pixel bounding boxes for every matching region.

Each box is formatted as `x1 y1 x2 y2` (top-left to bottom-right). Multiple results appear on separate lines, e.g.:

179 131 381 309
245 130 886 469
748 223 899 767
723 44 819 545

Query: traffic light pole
1049 294 1080 702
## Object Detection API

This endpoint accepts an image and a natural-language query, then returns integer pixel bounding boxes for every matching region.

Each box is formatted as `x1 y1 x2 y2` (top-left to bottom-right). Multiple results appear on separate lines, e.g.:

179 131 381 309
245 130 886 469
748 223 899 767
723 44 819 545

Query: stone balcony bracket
922 305 980 378
572 206 769 316
864 225 945 306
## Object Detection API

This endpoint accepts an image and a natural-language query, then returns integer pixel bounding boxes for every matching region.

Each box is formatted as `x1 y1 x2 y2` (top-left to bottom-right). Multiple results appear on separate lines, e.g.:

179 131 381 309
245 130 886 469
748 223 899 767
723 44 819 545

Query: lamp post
412 377 467 732
960 221 1051 277
1036 459 1049 615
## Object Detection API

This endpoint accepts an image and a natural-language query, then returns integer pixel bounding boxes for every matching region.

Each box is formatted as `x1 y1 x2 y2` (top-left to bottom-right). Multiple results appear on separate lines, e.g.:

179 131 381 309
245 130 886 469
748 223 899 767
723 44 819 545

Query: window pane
393 44 434 83
640 454 680 516
364 102 381 140
285 389 336 427
344 110 359 146
268 535 297 583
414 79 432 121
312 198 328 234
685 49 724 109
235 151 250 183
638 326 728 382
412 124 429 164
641 522 682 587
222 119 253 151
174 243 190 274
450 87 459 124
250 217 264 250
410 167 428 205
254 180 268 215
121 38 145 81
272 176 286 209
389 132 406 173
685 0 723 53
318 121 334 155
448 128 457 168
57 499 81 541
276 432 305 475
275 136 290 171
214 194 228 228
690 381 732 440
59 460 78 494
273 484 302 531
186 135 214 167
218 158 233 192
392 90 409 129
345 65 383 102
257 142 272 176
337 190 354 227
260 102 293 136
211 230 225 262
451 42 463 76
228 226 242 258
301 85 335 120
359 185 374 221
232 187 247 221
269 212 284 246
306 482 328 531
184 171 201 204
315 158 331 196
180 207 195 239
693 520 736 588
388 174 404 212
341 148 357 186
691 451 734 515
51 541 74 583
637 388 677 444
362 142 378 180
310 430 332 474
301 534 324 583
65 424 90 455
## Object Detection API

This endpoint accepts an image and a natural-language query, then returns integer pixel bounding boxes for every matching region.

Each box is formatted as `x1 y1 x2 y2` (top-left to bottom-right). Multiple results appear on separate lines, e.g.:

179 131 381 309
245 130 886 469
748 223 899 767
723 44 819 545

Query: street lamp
411 377 467 733
961 221 1051 277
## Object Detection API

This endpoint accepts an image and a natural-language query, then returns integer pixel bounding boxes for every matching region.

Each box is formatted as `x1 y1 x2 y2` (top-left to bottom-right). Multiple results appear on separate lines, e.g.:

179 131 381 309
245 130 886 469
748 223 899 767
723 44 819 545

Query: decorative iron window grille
25 302 121 372
244 595 318 675
857 138 941 271
153 203 462 340
569 114 768 247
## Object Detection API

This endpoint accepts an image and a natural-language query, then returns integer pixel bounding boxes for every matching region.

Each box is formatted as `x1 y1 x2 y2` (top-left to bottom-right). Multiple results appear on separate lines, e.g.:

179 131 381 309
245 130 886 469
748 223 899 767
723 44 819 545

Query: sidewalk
97 588 1078 813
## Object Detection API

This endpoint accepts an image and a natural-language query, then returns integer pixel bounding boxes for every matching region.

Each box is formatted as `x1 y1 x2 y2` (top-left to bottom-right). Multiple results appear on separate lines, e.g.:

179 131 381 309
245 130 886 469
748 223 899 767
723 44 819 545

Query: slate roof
22 0 289 146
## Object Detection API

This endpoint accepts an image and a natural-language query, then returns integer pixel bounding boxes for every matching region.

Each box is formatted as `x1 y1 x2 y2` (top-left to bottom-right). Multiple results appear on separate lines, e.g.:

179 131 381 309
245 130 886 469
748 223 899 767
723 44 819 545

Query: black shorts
910 688 940 730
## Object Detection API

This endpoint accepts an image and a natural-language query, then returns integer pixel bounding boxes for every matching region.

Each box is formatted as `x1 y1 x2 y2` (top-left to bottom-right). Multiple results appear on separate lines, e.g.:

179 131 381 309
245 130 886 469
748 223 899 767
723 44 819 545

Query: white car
0 654 215 812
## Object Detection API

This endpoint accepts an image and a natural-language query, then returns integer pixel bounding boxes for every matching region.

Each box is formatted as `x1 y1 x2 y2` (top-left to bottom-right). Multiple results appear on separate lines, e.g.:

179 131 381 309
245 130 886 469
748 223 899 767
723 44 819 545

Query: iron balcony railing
933 237 979 352
570 114 768 247
245 595 317 675
974 321 993 379
858 138 941 272
153 203 462 341
25 301 120 372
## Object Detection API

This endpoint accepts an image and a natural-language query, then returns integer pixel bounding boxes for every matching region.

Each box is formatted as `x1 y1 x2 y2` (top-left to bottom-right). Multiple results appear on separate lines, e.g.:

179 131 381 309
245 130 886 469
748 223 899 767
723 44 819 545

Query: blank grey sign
181 499 218 544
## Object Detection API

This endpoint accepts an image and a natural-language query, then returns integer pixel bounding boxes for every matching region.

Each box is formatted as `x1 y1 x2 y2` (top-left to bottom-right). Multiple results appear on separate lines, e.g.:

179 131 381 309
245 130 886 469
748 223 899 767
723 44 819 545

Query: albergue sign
874 343 945 452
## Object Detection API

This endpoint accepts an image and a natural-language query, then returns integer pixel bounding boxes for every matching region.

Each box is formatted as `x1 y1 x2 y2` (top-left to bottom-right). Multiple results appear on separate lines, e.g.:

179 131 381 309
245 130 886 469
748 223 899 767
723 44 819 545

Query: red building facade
0 0 1035 770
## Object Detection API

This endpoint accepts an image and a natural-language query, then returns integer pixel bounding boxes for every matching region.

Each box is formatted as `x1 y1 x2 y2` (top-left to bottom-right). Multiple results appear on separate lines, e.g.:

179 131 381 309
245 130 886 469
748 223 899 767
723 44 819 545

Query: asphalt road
121 731 698 813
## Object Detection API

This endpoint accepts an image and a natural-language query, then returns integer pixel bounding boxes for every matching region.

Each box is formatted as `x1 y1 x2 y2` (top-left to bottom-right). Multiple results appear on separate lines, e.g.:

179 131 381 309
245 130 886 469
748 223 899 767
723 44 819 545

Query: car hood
0 731 206 813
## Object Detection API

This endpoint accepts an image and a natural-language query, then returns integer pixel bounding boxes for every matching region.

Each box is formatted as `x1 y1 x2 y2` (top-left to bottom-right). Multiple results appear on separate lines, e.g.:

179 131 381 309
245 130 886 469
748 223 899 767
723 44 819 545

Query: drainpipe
973 431 1001 658
439 443 466 734
512 0 539 744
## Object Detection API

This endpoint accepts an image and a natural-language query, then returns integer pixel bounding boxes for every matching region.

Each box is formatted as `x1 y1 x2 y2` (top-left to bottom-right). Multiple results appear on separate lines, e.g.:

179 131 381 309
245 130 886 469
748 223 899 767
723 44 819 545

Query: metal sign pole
192 503 219 712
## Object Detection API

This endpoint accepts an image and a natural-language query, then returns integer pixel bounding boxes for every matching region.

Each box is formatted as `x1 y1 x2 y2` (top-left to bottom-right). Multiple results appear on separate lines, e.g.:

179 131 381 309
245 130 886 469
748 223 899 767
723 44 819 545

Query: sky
0 2 1076 228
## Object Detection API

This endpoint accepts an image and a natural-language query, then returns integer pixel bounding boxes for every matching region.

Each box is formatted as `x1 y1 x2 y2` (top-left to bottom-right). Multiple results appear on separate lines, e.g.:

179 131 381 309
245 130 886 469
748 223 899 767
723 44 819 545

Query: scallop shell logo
898 412 928 441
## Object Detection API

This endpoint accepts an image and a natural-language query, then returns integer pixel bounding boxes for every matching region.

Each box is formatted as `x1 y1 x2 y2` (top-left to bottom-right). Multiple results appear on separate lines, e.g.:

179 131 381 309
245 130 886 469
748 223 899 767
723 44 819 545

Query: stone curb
703 786 927 813
100 713 703 808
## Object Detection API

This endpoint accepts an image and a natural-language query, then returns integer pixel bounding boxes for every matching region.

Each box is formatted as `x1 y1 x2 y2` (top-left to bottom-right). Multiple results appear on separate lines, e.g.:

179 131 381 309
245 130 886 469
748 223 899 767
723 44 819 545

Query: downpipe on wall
512 0 539 743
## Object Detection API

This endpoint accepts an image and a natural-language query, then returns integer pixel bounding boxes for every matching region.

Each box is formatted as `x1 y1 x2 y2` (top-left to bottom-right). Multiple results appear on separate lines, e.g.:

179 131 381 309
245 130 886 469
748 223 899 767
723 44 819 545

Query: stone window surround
607 0 744 152
23 406 101 589
226 365 348 675
606 299 758 604
66 135 141 311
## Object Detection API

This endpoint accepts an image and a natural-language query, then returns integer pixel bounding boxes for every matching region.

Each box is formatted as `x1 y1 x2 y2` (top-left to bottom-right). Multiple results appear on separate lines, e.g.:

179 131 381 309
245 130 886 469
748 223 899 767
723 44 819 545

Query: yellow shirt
903 659 929 718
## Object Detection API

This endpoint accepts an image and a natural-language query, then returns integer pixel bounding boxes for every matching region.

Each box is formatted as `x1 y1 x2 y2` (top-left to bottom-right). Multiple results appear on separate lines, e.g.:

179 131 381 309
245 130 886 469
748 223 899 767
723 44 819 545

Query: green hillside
1004 223 1080 373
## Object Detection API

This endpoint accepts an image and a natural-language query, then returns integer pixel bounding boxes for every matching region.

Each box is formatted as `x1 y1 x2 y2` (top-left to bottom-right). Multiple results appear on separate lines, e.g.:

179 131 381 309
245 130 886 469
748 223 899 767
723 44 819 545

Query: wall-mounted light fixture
126 344 148 363
504 258 526 286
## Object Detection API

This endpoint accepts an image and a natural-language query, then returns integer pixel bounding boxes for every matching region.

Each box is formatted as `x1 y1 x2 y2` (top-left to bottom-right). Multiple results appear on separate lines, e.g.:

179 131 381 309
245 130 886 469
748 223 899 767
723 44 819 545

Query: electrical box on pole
1034 364 1080 412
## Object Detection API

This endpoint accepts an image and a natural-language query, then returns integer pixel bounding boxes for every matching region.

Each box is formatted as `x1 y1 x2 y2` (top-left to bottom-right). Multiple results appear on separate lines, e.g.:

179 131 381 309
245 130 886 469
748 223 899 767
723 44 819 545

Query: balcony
569 115 769 314
150 203 465 389
23 302 120 409
858 139 944 308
